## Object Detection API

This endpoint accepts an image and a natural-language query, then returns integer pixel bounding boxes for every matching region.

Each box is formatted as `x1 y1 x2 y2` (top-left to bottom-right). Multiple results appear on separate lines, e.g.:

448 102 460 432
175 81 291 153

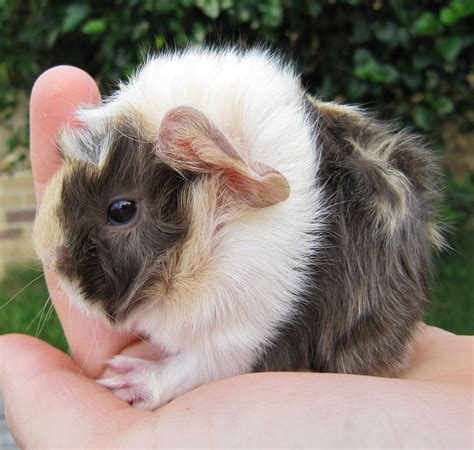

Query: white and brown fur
33 47 441 409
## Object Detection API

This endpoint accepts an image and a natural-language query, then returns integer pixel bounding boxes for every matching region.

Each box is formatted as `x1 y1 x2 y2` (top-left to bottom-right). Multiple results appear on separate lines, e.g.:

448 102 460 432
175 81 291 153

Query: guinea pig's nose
56 245 70 271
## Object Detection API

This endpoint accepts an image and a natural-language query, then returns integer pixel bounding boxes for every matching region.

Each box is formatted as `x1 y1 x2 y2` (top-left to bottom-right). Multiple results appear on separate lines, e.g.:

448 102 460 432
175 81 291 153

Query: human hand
1 326 471 448
1 67 471 448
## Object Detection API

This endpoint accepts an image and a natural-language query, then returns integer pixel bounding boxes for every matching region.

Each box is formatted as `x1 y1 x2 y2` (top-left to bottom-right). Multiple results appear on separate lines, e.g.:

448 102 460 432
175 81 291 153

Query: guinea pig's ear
157 106 290 208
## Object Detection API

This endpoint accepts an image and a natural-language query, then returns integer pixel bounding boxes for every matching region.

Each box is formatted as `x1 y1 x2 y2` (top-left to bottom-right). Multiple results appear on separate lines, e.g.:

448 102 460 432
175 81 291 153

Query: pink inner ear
158 106 245 166
176 138 198 158
158 106 290 207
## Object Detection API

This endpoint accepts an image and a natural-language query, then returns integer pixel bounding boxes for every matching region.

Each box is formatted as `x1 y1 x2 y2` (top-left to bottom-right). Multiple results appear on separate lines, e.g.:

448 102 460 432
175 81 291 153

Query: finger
30 65 100 203
402 325 472 384
0 334 145 448
418 324 455 337
30 66 134 377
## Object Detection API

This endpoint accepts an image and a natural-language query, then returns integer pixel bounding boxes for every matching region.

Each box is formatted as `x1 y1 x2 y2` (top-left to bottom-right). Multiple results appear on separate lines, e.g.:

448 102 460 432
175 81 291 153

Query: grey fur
252 97 442 376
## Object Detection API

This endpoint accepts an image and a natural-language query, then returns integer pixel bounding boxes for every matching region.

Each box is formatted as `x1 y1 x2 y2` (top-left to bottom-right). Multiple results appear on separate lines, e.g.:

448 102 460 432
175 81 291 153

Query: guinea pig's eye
107 199 137 226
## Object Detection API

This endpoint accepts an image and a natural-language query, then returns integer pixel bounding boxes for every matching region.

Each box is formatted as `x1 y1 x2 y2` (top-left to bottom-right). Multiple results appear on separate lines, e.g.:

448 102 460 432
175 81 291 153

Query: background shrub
1 0 473 127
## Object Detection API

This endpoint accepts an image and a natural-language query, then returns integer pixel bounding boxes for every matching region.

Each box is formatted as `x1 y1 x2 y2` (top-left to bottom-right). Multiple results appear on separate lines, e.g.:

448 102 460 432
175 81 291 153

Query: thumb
0 334 145 448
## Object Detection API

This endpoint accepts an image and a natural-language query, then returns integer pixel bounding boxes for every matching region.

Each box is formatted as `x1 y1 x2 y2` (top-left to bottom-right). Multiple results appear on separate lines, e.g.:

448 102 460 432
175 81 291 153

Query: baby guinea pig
33 47 442 410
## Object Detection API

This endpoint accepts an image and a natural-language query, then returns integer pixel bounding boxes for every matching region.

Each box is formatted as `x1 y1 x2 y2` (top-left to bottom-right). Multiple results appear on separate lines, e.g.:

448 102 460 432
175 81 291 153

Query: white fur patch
78 48 325 406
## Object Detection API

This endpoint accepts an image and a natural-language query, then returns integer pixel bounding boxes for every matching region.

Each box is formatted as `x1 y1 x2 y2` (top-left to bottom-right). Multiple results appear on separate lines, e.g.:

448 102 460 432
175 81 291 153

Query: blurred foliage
1 0 473 131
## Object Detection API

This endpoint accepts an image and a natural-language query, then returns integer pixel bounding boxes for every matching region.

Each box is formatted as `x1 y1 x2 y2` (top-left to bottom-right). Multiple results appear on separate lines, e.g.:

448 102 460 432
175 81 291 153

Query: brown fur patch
56 121 191 321
252 96 442 376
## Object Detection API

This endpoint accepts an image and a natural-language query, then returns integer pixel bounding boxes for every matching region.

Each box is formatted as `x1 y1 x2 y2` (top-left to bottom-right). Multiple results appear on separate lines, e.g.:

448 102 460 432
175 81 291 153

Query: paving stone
0 396 18 450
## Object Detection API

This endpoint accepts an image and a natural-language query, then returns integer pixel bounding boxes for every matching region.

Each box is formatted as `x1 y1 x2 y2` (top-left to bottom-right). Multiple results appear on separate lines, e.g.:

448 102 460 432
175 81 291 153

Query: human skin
0 66 472 448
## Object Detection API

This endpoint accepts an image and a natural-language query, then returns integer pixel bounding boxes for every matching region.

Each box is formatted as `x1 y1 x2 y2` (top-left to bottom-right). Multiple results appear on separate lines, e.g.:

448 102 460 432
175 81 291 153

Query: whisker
36 297 54 339
24 295 51 335
16 262 43 273
1 272 45 310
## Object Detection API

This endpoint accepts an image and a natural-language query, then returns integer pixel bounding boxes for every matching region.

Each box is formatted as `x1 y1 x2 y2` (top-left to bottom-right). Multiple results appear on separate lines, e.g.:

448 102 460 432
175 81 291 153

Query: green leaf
351 22 371 44
436 36 464 62
237 5 251 22
402 71 422 89
196 0 220 19
221 0 233 9
132 20 149 40
318 77 338 100
346 78 368 99
354 50 399 84
62 3 91 33
46 28 61 48
192 22 207 42
413 105 436 130
434 97 454 115
440 0 474 26
258 0 283 28
377 64 399 83
307 1 323 17
426 70 440 90
0 63 8 83
373 22 409 47
426 93 454 116
250 18 260 30
81 19 107 35
374 22 397 43
353 48 372 65
412 52 434 70
412 12 443 35
155 35 165 49
440 7 458 25
354 61 398 83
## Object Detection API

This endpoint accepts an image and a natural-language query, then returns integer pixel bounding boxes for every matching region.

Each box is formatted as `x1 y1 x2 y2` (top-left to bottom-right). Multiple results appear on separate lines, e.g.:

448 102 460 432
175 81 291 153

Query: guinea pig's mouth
56 269 155 325
57 277 107 320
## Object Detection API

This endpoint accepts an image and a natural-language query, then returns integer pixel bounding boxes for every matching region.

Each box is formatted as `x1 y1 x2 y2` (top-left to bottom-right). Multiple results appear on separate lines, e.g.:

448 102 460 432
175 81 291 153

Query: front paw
98 355 168 410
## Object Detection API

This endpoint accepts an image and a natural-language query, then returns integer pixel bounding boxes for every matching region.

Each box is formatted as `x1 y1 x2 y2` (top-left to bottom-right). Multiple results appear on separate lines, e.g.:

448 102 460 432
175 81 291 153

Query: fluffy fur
33 47 440 410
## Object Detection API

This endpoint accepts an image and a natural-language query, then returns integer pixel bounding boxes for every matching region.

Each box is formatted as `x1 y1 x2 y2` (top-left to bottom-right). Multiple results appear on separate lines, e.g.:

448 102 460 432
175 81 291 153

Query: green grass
0 265 68 351
0 229 472 351
426 228 474 335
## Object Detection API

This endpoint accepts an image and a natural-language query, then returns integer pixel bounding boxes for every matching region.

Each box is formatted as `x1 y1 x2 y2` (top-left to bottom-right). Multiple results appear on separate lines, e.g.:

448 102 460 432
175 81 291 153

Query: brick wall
0 170 38 278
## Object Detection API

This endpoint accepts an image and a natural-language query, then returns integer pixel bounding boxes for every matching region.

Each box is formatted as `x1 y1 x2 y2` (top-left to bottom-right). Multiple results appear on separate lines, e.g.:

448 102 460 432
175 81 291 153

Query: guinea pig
33 47 442 410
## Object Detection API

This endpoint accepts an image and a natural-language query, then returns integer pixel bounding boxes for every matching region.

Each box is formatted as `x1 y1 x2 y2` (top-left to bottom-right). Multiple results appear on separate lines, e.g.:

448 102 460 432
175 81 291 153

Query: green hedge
2 0 473 128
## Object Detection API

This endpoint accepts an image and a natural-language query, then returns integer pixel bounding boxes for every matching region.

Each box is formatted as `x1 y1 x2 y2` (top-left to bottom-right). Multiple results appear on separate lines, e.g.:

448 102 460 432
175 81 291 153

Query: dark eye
107 199 137 226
